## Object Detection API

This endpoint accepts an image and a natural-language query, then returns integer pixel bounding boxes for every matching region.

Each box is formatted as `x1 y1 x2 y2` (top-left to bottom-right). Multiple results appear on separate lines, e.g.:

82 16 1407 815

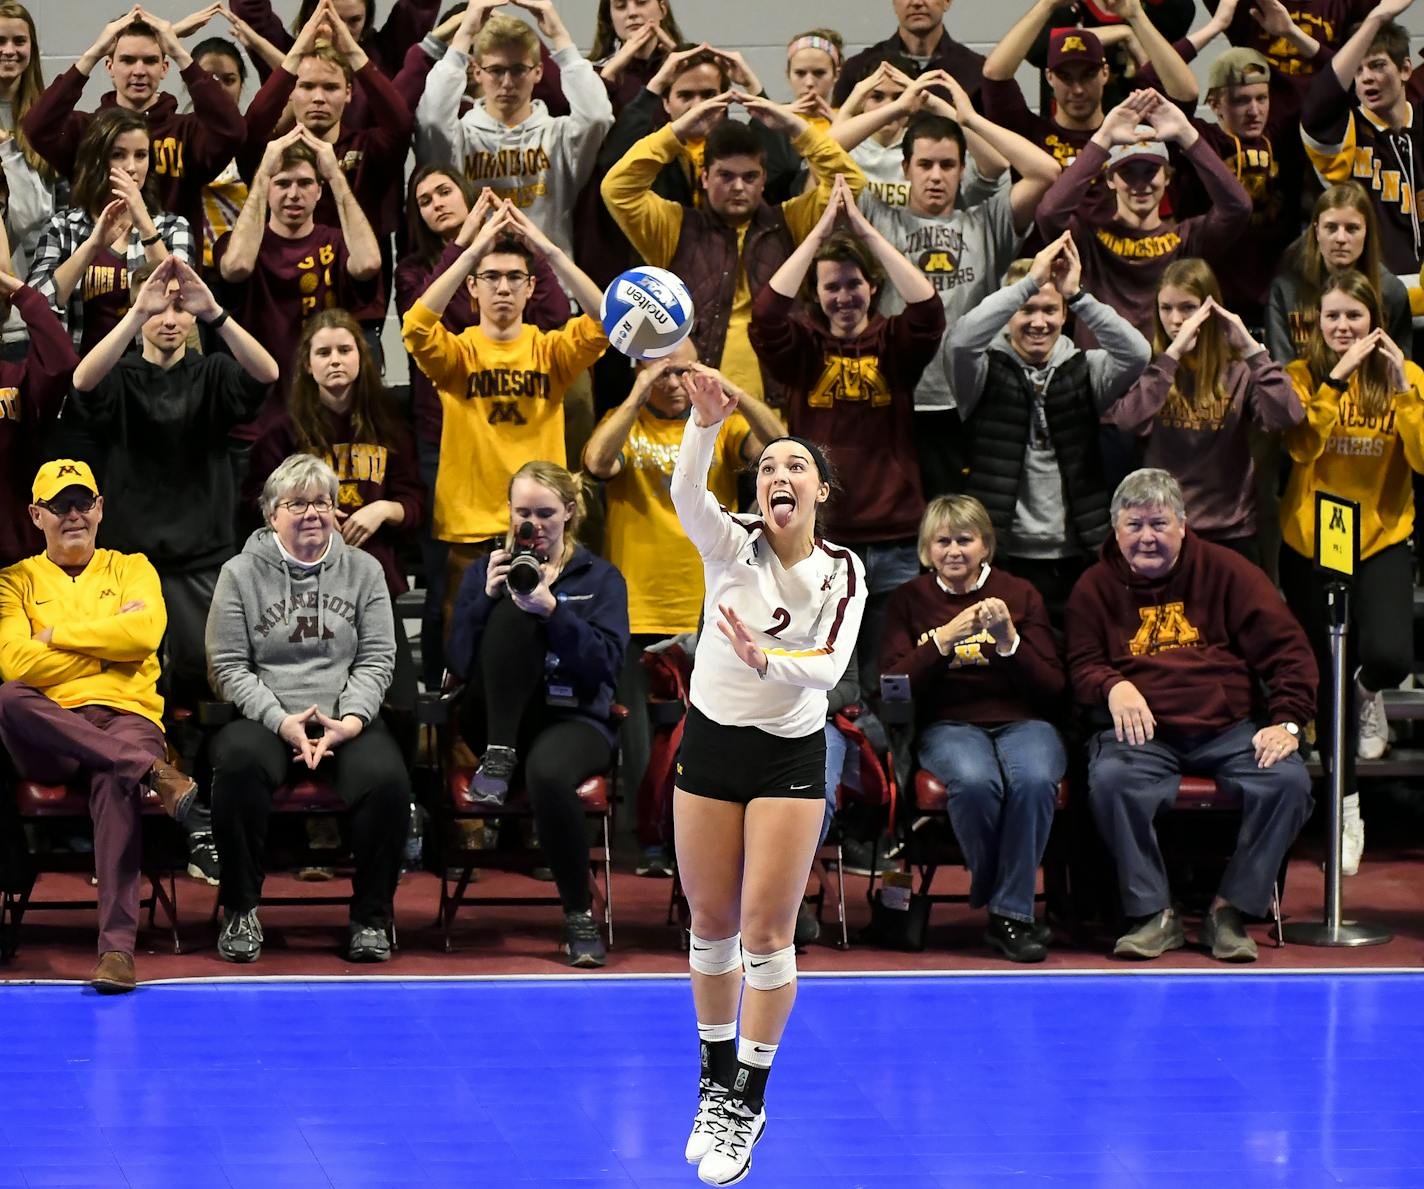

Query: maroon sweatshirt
393 240 572 447
22 65 246 241
1065 530 1318 741
232 0 438 83
1204 0 1361 119
748 289 945 544
1104 352 1303 539
246 404 425 595
238 62 412 240
1036 139 1252 343
880 568 1065 728
0 286 81 565
213 222 378 422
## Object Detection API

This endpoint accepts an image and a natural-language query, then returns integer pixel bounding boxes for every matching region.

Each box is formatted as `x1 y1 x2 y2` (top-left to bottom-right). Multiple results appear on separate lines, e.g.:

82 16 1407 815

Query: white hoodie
415 44 613 265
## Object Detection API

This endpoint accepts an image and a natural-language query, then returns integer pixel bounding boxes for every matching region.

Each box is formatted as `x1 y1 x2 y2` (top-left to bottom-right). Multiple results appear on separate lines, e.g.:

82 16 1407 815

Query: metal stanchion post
1283 582 1391 947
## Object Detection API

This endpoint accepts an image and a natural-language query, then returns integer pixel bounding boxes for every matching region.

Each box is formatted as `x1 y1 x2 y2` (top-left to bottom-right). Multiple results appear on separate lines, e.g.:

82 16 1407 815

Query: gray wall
32 2 1424 110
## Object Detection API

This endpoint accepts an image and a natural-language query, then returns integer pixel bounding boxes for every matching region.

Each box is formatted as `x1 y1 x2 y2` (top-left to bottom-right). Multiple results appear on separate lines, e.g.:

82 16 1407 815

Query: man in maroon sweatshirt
1066 468 1317 963
22 7 245 250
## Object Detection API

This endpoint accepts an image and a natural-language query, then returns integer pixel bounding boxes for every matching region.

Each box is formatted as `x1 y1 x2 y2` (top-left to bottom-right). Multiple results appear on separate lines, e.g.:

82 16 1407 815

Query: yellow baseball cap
32 459 99 503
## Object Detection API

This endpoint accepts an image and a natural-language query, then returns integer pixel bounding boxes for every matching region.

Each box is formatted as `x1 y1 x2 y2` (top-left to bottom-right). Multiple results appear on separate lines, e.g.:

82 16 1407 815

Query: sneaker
1356 672 1389 761
561 909 607 968
185 833 220 886
1112 908 1185 960
1200 904 1258 963
697 1097 766 1186
347 923 392 962
217 909 263 963
1342 792 1364 877
985 913 1047 963
635 845 674 877
685 1078 727 1164
469 745 517 806
793 898 820 949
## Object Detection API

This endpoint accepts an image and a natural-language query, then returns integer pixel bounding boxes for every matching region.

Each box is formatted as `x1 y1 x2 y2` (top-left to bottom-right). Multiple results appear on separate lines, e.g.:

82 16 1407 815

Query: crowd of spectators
2 0 1423 990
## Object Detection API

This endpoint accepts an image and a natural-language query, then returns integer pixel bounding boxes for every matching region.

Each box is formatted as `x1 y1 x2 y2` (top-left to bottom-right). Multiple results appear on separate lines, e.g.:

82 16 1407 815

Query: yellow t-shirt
603 407 750 635
1281 359 1424 560
402 304 609 543
0 549 167 728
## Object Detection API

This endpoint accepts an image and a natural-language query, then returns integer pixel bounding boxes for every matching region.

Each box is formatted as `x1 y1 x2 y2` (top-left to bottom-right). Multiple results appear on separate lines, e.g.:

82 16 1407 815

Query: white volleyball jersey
671 419 866 739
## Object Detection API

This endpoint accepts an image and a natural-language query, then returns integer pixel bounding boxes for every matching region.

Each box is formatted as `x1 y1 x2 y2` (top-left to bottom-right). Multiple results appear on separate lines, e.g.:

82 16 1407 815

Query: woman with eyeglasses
205 452 409 966
247 309 424 707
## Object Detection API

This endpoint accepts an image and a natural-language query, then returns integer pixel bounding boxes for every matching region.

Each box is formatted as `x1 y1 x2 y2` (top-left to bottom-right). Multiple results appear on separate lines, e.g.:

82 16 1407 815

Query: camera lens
506 553 542 596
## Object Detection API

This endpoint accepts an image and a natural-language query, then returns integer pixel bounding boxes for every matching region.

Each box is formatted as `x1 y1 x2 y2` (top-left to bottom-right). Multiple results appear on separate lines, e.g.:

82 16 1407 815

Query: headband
787 35 840 69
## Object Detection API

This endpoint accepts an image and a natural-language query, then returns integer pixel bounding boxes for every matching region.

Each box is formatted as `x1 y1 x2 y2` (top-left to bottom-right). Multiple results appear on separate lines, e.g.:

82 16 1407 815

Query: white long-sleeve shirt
671 418 866 740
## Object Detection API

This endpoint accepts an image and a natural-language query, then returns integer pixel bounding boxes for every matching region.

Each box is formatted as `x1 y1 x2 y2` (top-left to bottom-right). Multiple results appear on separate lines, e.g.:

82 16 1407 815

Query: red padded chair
428 693 624 953
1167 775 1285 946
0 781 181 961
197 703 405 947
904 770 1072 930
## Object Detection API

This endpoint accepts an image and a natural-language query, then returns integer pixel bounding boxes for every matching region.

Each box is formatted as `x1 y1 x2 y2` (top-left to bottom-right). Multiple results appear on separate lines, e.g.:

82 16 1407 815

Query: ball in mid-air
600 267 695 360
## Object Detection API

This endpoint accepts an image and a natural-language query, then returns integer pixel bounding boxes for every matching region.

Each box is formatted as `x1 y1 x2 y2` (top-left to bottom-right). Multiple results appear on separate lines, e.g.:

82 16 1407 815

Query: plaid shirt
27 207 192 350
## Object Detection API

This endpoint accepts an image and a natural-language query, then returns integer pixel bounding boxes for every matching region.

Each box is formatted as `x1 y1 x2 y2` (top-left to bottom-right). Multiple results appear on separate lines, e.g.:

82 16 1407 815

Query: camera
506 520 547 597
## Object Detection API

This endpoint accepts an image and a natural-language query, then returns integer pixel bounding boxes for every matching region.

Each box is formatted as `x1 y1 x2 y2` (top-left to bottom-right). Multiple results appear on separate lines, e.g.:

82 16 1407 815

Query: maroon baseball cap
1048 27 1105 72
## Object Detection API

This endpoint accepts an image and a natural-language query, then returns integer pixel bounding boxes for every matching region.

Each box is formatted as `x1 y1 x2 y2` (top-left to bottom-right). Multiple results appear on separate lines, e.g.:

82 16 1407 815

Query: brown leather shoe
91 950 136 994
147 758 197 822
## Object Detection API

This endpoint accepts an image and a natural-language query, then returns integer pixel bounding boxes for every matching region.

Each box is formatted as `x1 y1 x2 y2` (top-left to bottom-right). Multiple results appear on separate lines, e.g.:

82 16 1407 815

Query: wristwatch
1278 722 1300 737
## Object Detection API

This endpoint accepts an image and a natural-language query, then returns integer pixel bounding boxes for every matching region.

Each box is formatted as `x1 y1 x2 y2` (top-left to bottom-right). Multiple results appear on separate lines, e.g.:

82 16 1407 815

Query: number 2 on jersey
765 608 791 638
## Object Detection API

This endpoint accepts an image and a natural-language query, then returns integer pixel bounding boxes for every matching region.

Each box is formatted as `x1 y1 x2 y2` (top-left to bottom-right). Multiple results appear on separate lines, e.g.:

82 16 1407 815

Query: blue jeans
917 719 1065 922
1086 720 1312 919
820 721 849 848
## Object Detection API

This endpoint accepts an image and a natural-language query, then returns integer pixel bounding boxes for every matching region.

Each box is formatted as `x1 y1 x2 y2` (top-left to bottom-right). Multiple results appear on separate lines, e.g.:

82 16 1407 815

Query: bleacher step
1307 747 1424 779
1381 689 1424 720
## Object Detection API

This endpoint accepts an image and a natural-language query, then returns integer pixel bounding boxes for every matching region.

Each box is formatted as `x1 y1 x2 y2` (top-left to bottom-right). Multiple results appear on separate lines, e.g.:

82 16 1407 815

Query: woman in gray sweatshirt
204 453 407 967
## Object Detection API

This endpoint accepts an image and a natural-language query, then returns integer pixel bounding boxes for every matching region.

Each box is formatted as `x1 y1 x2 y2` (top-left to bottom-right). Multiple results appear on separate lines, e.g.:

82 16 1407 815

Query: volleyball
600 266 695 360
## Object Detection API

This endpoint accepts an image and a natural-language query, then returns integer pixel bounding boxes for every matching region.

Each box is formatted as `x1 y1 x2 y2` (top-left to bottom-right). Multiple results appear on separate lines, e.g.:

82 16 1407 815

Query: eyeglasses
474 270 531 287
39 495 96 516
277 498 334 515
479 64 535 80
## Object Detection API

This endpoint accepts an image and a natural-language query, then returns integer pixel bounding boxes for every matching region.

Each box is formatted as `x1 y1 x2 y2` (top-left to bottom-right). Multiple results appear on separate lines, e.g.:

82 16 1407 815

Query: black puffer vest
965 350 1110 552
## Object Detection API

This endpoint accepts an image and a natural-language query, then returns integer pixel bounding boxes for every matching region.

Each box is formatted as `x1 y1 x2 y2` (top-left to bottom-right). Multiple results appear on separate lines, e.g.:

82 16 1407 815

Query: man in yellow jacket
0 461 196 994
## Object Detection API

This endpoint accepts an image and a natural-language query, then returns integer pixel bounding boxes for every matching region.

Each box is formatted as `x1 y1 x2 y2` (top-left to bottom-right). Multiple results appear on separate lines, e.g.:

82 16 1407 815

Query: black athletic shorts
676 704 826 803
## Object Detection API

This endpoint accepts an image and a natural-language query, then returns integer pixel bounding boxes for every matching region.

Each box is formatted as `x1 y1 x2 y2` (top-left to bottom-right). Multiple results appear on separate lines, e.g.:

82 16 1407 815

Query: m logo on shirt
487 399 529 426
0 388 17 421
1128 602 1202 656
808 356 890 408
99 589 116 599
288 615 336 643
949 628 992 669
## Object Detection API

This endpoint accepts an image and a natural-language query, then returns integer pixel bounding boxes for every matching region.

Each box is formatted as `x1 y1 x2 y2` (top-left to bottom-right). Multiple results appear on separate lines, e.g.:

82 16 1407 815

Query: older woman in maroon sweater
880 495 1065 963
749 175 944 697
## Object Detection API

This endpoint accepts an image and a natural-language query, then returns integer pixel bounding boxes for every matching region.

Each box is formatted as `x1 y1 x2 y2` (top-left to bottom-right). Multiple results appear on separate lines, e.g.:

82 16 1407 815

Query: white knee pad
742 944 796 991
689 931 742 977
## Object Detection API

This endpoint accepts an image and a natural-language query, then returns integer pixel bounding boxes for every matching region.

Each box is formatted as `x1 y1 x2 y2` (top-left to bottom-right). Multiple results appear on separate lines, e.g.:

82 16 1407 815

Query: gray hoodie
414 44 613 264
948 275 1150 558
205 528 396 734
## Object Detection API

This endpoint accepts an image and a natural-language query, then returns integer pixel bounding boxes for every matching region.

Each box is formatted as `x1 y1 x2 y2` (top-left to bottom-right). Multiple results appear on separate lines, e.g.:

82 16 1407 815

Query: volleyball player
669 366 866 1185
